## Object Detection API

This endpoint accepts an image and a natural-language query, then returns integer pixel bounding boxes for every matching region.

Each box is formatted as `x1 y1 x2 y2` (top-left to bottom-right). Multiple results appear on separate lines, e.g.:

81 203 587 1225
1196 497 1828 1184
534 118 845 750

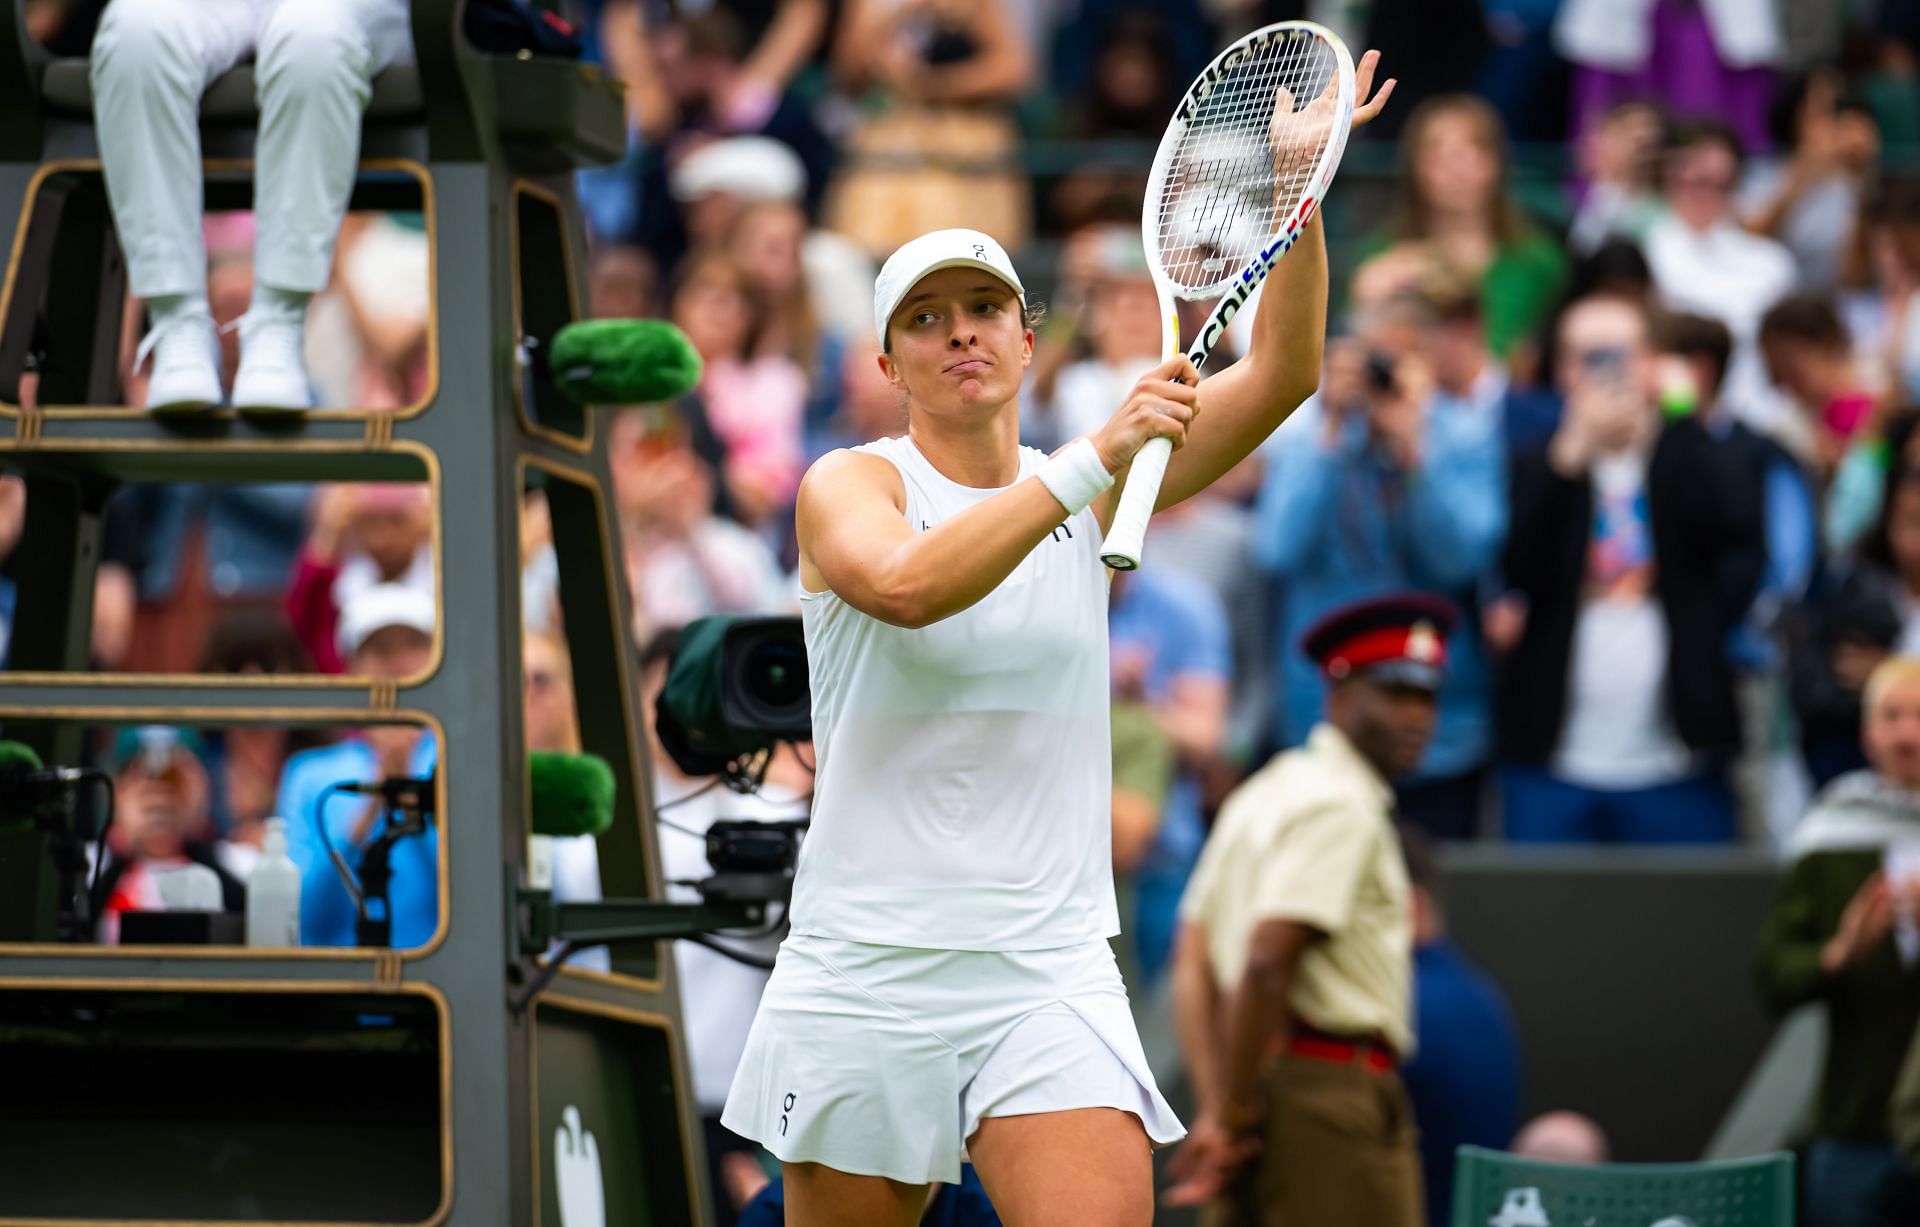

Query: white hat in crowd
669 136 806 204
337 582 437 658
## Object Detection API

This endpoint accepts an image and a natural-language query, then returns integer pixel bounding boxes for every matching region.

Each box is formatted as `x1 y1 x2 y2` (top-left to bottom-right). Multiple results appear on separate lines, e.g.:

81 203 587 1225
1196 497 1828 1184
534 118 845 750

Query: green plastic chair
1450 1145 1796 1227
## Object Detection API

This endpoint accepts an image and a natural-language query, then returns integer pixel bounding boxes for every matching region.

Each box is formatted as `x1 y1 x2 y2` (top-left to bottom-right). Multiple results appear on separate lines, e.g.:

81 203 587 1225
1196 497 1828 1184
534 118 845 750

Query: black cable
654 776 722 815
510 939 580 1014
314 781 368 914
84 770 114 922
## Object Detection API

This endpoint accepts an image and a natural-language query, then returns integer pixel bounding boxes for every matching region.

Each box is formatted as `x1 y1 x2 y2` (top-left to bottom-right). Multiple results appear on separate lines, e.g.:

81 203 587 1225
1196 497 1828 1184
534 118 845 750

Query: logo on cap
973 244 986 258
1407 622 1439 664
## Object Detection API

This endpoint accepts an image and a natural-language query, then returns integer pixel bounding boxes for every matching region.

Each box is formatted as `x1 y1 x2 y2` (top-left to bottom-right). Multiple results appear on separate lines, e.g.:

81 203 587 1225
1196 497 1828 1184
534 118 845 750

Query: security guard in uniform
1165 592 1453 1226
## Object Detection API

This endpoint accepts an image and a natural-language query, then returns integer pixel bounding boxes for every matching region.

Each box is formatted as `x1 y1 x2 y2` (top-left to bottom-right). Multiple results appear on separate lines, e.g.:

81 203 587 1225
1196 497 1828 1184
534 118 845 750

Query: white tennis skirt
720 933 1186 1185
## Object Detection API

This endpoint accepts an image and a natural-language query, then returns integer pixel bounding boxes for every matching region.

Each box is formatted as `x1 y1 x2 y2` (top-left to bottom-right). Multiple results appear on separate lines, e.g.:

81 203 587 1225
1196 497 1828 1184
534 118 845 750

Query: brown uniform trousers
1204 1051 1424 1227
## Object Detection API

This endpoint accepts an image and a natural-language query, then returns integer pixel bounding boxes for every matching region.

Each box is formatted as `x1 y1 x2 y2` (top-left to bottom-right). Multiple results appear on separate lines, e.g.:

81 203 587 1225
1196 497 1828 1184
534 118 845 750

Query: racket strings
1153 33 1339 295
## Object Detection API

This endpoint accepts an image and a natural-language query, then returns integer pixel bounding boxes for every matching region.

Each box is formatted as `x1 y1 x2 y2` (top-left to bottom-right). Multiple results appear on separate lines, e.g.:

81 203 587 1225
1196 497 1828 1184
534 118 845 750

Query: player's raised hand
1349 49 1395 128
1090 355 1203 472
1271 50 1393 167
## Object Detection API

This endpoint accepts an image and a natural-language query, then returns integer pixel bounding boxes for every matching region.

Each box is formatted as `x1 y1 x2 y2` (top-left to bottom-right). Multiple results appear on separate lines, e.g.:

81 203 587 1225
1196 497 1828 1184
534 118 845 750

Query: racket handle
1100 436 1172 570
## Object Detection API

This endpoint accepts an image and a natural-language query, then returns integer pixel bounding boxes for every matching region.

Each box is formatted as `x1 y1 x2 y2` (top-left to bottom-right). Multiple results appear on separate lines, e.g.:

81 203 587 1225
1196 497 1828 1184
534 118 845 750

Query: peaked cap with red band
1301 592 1459 693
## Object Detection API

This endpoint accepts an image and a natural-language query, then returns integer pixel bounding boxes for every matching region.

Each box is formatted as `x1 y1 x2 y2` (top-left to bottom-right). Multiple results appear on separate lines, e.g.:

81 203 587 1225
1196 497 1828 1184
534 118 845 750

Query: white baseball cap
337 582 437 658
669 136 806 204
872 229 1025 347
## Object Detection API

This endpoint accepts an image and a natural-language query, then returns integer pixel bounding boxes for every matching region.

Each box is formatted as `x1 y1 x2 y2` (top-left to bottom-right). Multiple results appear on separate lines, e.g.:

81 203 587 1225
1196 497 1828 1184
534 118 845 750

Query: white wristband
1037 437 1116 515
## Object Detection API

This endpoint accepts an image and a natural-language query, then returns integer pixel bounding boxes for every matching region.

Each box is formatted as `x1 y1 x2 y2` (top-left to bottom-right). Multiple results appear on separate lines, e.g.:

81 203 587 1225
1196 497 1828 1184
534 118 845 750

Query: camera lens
745 641 808 708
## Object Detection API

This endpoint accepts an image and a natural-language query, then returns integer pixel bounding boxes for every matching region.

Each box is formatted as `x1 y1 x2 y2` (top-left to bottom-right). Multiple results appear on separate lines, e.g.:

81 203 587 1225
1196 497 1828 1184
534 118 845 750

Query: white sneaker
136 311 221 412
231 312 313 412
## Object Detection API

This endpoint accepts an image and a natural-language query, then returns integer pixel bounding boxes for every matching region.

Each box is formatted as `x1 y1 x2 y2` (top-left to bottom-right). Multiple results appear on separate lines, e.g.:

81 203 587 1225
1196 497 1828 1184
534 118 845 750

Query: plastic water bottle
246 817 301 947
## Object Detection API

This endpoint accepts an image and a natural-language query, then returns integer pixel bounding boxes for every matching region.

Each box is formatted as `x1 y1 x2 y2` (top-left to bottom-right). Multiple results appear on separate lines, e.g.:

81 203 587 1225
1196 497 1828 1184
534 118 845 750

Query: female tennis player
722 49 1394 1227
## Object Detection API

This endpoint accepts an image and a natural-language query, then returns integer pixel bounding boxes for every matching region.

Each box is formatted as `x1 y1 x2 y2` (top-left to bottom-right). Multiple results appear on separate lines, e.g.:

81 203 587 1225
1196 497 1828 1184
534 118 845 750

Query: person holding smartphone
1496 292 1765 844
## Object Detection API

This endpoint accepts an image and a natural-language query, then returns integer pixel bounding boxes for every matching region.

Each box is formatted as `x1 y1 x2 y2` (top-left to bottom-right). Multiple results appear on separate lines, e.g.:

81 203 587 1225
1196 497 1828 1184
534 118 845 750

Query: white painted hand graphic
554 1105 606 1227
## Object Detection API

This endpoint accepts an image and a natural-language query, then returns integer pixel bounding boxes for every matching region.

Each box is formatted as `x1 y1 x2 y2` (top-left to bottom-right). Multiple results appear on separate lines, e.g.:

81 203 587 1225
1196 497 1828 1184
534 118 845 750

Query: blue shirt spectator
1254 385 1507 833
1109 565 1231 983
1404 937 1524 1227
278 731 440 949
276 581 440 949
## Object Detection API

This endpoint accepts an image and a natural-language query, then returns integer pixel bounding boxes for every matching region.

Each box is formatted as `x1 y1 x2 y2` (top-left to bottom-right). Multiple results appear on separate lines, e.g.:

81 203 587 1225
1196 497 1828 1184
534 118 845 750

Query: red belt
1280 1026 1396 1073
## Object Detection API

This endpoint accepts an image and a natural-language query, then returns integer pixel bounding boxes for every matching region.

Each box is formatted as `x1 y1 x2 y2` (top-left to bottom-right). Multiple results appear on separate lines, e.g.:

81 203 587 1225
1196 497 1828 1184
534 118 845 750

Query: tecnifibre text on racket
1100 22 1356 571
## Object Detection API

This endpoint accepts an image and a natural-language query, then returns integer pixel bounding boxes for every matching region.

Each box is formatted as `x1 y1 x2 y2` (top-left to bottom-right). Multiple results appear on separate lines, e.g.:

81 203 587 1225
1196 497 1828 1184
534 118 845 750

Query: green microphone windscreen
529 751 617 838
548 319 702 406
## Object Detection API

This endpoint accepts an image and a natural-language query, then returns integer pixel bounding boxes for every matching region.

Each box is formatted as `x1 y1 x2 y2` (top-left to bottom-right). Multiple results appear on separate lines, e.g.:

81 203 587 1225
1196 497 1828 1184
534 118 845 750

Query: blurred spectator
0 473 22 667
1759 656 1920 1227
808 337 907 459
524 628 581 756
1049 0 1210 121
1036 232 1162 448
825 0 1034 258
637 628 806 1225
524 628 613 976
622 6 834 266
196 609 317 871
1510 1110 1612 1163
1744 70 1881 291
1398 828 1522 1227
1790 457 1920 788
92 727 246 942
277 583 438 948
670 248 808 530
1111 700 1175 882
1761 294 1876 474
1108 566 1230 983
1475 0 1571 144
1352 95 1569 364
1555 0 1781 155
91 0 414 411
98 484 310 673
1568 102 1670 256
1863 184 1920 408
1257 283 1506 841
1498 295 1764 843
588 242 661 319
727 199 852 454
285 483 433 675
672 136 877 348
1644 121 1797 426
304 213 433 411
1044 11 1178 233
1658 311 1819 836
607 408 787 646
1148 475 1273 765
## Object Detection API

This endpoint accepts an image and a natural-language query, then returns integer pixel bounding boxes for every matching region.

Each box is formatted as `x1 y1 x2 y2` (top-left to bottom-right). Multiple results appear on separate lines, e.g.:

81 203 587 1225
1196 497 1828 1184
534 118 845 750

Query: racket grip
1100 436 1173 570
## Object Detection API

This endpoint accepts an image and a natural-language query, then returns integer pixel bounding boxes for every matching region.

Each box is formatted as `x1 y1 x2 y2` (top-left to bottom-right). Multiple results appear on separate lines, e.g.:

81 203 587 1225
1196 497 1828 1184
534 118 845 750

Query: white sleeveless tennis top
789 434 1119 951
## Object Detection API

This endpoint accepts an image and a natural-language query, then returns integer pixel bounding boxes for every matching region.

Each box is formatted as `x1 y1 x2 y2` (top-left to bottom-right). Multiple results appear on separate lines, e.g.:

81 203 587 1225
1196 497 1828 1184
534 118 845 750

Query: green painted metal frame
0 3 703 1223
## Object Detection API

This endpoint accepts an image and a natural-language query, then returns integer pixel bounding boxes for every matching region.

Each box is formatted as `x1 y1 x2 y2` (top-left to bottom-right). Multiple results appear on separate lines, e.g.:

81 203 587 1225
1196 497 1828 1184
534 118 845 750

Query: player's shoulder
799 444 907 507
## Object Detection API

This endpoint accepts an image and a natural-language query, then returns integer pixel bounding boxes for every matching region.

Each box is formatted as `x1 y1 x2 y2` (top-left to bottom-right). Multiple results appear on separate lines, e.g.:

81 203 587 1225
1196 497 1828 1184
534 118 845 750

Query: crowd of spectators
15 0 1920 1223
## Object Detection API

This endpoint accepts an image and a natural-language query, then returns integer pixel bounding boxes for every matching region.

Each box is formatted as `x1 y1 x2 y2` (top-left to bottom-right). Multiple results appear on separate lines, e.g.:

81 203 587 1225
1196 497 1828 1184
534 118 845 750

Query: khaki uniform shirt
1178 723 1414 1055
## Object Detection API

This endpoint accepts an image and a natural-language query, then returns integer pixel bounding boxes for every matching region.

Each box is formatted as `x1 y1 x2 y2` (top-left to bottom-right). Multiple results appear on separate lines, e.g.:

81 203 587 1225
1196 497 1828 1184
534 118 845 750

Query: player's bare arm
1129 50 1399 519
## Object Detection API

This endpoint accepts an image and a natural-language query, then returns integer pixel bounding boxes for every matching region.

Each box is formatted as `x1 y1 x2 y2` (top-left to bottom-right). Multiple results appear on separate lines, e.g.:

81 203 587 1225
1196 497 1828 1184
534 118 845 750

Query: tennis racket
1100 21 1357 571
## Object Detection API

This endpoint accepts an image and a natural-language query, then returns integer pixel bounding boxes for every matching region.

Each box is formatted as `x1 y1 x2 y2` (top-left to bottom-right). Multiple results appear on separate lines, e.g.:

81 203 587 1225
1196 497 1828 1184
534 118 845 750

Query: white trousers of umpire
90 0 413 298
